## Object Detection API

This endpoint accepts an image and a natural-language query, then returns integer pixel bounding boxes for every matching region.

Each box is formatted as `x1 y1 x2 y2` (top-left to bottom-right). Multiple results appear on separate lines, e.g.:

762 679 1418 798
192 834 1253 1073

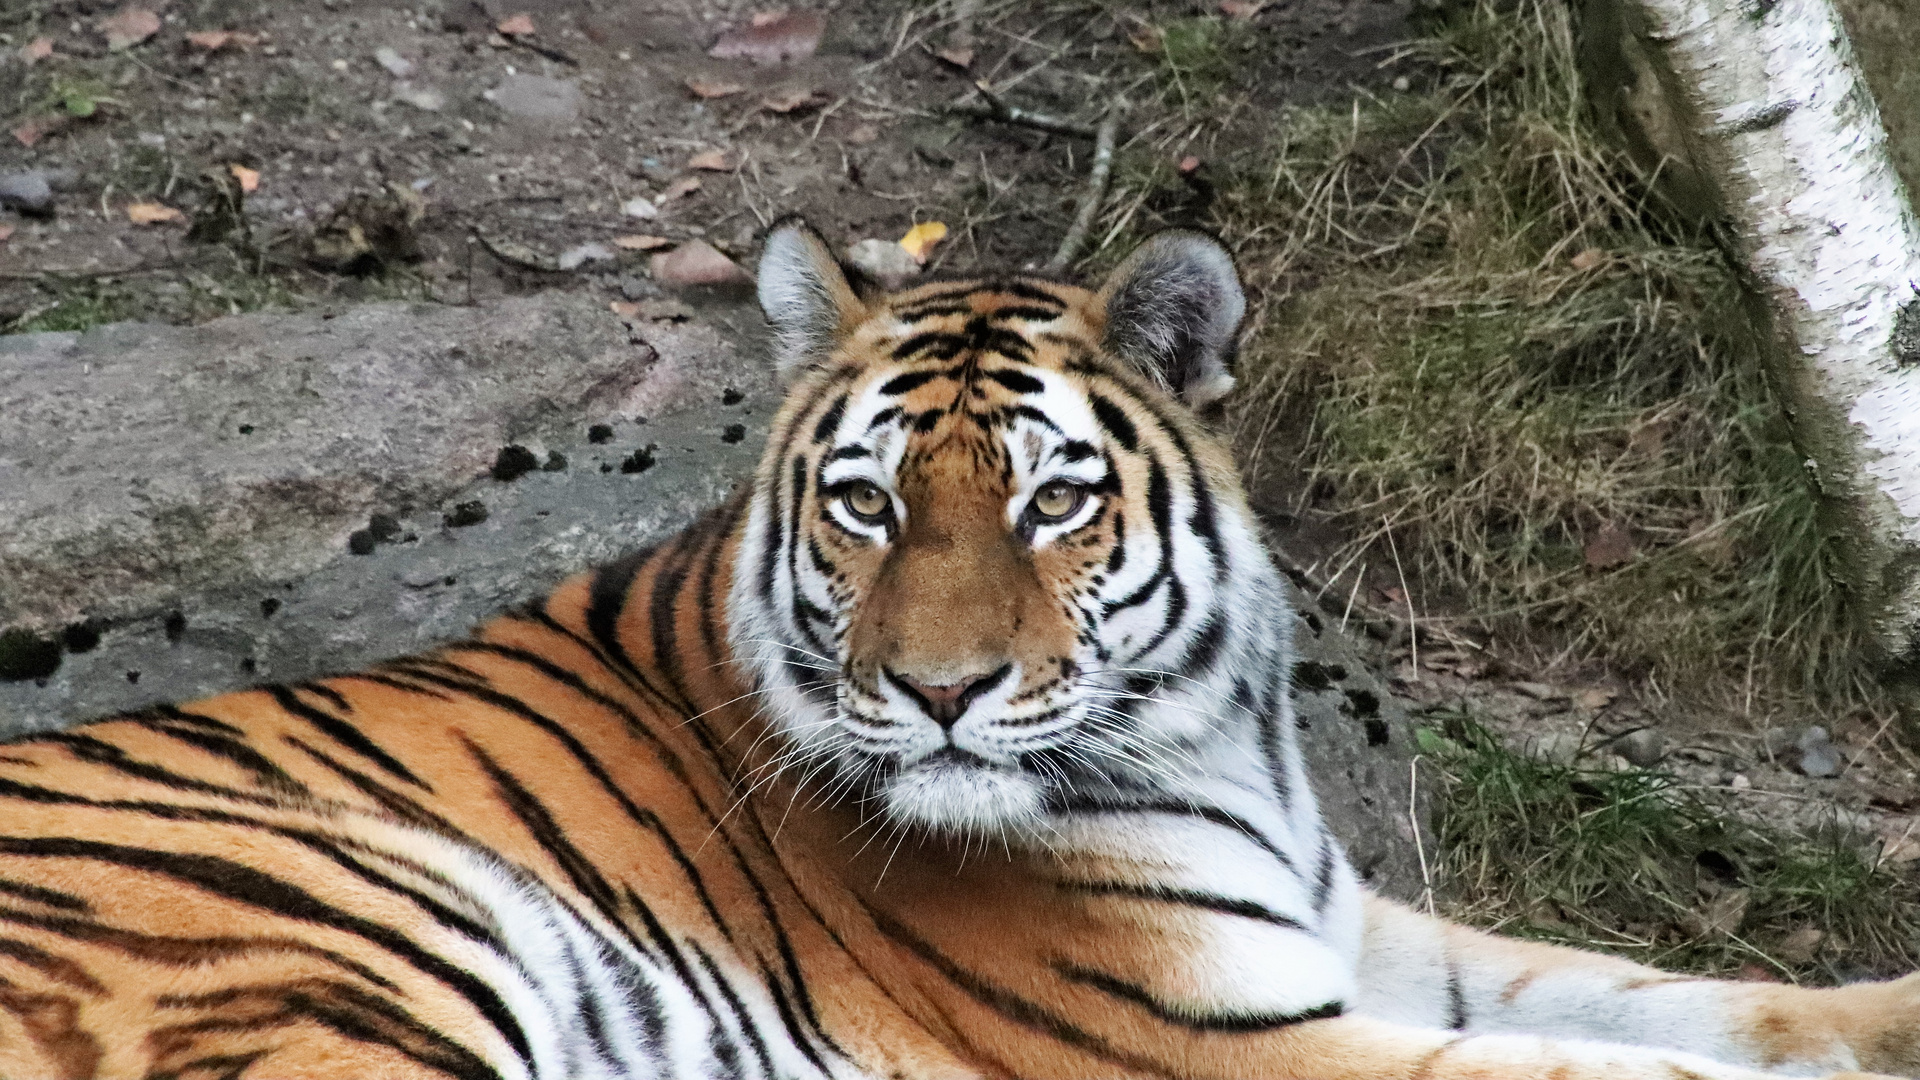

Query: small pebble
374 46 416 78
1730 773 1752 790
1615 727 1665 768
1796 725 1843 778
394 85 446 112
0 171 55 215
1392 75 1411 92
622 197 660 220
845 238 919 286
444 500 489 528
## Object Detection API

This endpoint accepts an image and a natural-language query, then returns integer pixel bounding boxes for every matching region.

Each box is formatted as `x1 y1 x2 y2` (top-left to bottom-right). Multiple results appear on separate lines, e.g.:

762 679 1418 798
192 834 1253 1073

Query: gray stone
1615 727 1666 768
0 295 771 640
845 238 920 286
0 170 54 214
1796 725 1844 778
486 74 582 124
1519 730 1584 765
374 46 415 78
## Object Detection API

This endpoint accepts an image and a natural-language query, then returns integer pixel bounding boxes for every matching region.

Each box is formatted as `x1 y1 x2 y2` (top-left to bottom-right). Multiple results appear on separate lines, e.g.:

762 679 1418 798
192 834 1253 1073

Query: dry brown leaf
0 224 14 243
187 29 230 49
687 149 732 171
497 13 536 36
661 176 703 201
760 88 825 114
1127 23 1164 53
612 234 674 251
1570 247 1606 271
846 123 880 145
1573 687 1616 711
1178 155 1202 174
1584 523 1633 569
1220 0 1267 17
1879 820 1920 863
126 201 184 225
229 163 260 193
898 221 947 265
685 77 745 99
1689 888 1749 939
610 300 641 318
935 46 974 69
1774 927 1826 964
23 36 54 62
100 6 162 51
12 116 65 148
650 240 751 286
709 10 824 63
1735 963 1781 983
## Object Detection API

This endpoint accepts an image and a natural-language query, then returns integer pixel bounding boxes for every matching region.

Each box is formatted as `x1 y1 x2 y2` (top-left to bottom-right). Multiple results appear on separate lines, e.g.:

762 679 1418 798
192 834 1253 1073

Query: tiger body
2 221 1918 1080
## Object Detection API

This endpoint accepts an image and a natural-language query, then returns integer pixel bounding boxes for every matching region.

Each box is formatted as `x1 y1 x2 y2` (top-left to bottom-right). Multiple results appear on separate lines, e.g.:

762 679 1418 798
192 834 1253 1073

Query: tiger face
731 220 1291 839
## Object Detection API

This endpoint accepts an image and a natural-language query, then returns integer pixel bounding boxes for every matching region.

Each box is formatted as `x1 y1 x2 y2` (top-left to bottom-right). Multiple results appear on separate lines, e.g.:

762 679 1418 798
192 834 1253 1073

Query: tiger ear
758 218 868 379
1093 231 1246 409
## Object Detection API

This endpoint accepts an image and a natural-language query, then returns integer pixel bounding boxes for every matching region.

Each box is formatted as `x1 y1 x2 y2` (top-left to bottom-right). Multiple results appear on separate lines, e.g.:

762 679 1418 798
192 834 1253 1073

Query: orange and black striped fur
3 220 1919 1080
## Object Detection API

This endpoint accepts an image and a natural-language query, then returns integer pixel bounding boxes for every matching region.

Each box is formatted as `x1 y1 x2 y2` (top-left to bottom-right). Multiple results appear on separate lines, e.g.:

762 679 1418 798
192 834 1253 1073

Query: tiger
1 217 1917 1080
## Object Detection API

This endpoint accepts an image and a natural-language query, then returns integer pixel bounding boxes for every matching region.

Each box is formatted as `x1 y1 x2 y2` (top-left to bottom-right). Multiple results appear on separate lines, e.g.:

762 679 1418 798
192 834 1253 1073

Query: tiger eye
1031 481 1086 521
843 482 891 521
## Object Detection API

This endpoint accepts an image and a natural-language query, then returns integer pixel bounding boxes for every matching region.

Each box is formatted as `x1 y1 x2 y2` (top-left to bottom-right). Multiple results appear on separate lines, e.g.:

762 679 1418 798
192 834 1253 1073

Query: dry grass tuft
1209 0 1869 708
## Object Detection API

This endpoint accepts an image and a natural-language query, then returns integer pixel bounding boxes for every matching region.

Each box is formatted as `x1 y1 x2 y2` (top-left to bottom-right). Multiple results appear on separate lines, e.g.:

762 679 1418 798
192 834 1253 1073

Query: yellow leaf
127 201 183 225
229 163 260 193
898 221 948 265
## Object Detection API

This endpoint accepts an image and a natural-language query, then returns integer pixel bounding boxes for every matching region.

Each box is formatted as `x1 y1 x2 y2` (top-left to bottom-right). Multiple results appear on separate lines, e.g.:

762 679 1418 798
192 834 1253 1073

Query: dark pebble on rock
61 620 104 654
588 423 614 444
491 444 539 482
164 611 187 644
260 597 281 618
620 445 657 474
348 529 378 555
369 513 402 542
444 500 489 527
721 424 746 444
543 450 568 471
0 629 61 682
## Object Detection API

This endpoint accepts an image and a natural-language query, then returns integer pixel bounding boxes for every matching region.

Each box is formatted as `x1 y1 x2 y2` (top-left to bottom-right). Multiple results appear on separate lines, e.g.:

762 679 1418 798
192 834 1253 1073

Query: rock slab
0 295 698 636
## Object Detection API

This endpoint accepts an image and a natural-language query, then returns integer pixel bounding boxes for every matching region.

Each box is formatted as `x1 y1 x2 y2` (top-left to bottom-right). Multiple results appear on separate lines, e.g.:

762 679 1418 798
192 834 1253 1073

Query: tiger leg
1351 893 1920 1077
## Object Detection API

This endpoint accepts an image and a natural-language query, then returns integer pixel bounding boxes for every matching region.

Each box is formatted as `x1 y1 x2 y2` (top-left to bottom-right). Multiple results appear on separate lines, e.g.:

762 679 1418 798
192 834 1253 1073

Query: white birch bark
1634 0 1920 674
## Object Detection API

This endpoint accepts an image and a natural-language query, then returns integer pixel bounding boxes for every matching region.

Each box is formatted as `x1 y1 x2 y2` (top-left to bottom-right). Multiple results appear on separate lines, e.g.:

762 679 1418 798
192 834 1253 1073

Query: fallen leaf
898 220 947 264
846 123 880 144
1878 819 1920 864
1178 155 1202 174
1220 0 1267 17
1735 963 1781 983
186 29 232 50
610 300 640 318
1128 22 1164 53
709 10 824 63
23 36 54 62
687 149 732 171
1584 523 1634 569
0 224 14 243
650 239 751 286
126 200 184 225
685 77 745 99
1573 687 1616 711
935 46 974 69
497 13 536 36
760 88 825 114
660 176 702 201
1687 888 1749 939
12 116 66 148
612 234 674 251
1570 247 1606 271
228 163 260 193
100 6 162 51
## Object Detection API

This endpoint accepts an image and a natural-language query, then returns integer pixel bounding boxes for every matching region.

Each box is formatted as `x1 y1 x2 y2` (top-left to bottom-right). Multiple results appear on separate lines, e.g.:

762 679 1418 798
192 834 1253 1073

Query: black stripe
464 737 625 929
0 836 533 1066
587 548 686 710
990 304 1067 323
1051 796 1294 867
1311 836 1341 915
283 737 461 835
822 444 871 463
1053 960 1343 1032
691 940 778 1080
983 367 1044 394
1060 880 1308 930
131 715 309 796
1446 963 1470 1030
1090 393 1139 451
267 685 430 791
860 903 1172 1076
0 877 90 913
27 732 283 806
878 368 943 395
1000 280 1070 307
810 392 849 444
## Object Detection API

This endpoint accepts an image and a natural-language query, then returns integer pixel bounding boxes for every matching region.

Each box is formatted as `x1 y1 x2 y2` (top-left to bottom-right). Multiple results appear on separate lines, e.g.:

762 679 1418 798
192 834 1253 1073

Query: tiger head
729 220 1298 839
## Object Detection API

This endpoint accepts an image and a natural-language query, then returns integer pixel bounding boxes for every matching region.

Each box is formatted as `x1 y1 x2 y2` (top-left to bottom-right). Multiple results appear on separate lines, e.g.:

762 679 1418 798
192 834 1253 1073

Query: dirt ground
6 0 1920 971
0 0 1407 322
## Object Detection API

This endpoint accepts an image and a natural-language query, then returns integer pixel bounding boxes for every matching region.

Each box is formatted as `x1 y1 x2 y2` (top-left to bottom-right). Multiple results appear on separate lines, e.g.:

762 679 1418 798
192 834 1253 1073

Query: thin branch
946 82 1099 138
1045 108 1121 274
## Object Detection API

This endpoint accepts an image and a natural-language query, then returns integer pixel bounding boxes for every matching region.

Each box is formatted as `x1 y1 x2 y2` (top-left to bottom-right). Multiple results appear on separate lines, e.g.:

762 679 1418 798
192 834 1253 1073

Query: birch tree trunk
1627 0 1920 704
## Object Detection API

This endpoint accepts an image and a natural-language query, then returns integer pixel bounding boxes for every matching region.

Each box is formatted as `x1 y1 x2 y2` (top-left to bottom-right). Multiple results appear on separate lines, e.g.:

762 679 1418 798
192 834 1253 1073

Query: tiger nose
884 665 1012 728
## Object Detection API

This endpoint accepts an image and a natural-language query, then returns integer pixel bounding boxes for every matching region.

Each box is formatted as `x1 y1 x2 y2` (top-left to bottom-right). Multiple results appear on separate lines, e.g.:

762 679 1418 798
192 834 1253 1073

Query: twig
947 82 1099 138
1044 108 1121 274
0 258 183 281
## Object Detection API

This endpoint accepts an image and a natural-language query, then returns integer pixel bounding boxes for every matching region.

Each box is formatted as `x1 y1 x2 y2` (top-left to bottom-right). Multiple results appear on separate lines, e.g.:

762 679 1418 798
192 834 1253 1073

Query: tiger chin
2 220 1918 1080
